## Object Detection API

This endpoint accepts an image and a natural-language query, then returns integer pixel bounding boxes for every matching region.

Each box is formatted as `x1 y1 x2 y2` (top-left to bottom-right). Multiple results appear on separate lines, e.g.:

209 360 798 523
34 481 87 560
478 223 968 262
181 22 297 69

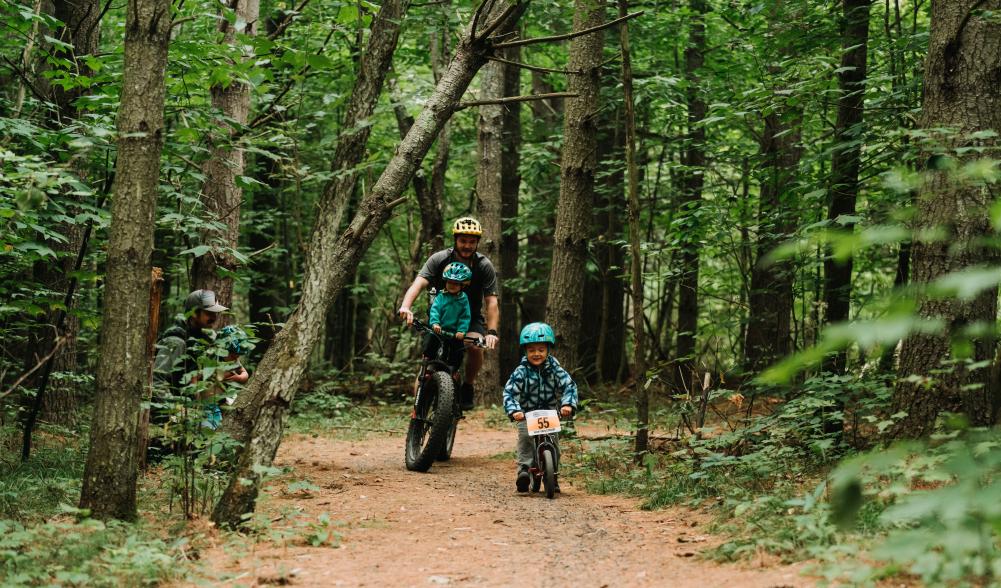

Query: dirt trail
196 414 810 587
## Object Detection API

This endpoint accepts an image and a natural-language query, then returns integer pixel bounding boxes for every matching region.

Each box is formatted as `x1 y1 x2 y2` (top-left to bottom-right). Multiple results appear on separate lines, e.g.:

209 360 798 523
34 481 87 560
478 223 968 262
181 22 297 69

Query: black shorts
422 333 465 371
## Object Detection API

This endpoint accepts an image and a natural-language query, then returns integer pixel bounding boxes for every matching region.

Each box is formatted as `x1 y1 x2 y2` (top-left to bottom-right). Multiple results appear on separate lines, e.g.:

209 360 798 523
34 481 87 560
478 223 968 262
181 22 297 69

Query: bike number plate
525 410 561 436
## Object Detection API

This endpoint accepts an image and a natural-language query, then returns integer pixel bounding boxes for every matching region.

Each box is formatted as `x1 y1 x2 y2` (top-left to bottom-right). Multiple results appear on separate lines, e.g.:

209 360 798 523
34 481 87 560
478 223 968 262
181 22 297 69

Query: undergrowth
566 373 1001 586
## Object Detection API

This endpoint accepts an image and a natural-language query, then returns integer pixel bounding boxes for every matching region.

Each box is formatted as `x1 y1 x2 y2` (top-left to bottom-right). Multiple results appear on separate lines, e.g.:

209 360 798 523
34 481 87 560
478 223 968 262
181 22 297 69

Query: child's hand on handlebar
455 331 465 340
432 324 442 334
512 411 525 421
560 405 573 418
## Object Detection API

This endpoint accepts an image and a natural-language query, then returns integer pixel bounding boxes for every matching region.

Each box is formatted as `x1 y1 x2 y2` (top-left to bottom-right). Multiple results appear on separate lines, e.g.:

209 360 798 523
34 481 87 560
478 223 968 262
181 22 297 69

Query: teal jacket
429 290 471 334
503 355 578 416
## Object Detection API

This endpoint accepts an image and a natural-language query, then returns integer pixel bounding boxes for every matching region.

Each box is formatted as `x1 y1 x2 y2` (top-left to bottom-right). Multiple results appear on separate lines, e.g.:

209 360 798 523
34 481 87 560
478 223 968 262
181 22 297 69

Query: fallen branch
493 11 643 49
578 434 680 442
455 91 577 110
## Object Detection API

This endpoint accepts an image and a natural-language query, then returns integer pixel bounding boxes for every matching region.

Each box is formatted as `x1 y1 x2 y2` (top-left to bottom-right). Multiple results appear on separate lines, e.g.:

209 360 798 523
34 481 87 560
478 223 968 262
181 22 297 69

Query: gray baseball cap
184 289 228 313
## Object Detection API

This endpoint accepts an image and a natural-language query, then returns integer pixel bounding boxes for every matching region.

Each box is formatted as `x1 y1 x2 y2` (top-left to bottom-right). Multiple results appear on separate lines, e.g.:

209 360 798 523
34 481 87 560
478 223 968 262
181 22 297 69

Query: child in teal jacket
424 262 472 370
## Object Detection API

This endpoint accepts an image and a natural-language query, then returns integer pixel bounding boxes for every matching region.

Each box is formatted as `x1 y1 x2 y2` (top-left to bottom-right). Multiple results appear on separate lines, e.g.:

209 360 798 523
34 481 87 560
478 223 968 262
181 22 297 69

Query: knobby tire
405 370 455 472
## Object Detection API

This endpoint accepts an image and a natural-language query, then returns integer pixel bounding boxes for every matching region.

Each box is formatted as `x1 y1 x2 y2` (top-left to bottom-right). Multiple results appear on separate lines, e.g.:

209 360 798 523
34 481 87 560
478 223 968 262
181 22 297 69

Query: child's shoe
516 467 530 493
554 475 561 493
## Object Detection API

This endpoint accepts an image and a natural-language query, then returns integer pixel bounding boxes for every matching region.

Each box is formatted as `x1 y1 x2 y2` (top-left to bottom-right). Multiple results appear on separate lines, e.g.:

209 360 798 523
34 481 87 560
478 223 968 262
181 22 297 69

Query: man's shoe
516 468 530 493
460 383 475 411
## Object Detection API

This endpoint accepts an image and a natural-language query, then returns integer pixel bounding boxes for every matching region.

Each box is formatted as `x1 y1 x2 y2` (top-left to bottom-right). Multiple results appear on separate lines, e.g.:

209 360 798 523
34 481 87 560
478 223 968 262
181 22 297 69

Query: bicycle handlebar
411 318 487 348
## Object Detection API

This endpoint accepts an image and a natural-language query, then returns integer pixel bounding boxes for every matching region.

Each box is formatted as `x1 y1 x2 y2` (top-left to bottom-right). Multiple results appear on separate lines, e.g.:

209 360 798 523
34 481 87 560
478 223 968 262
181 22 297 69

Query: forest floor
188 412 813 587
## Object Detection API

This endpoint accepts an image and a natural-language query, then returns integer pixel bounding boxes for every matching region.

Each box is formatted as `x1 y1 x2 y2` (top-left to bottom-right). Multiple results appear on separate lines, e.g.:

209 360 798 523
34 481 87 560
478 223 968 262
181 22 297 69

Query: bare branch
454 91 577 110
0 336 69 401
493 10 643 49
485 55 583 75
268 0 312 40
475 0 523 42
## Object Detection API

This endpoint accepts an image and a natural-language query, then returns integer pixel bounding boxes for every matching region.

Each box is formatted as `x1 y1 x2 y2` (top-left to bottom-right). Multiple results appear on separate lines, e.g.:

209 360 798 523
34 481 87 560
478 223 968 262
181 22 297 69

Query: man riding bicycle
399 217 499 410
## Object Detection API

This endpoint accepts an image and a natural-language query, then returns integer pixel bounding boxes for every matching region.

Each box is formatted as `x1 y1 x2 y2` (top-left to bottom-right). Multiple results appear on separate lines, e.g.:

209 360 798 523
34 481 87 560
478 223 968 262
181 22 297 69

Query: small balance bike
525 409 562 499
404 318 485 472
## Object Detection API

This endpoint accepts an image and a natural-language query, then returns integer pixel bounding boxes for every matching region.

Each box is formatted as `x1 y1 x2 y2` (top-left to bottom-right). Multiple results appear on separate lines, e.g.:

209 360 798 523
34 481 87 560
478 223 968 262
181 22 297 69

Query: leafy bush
827 426 1001 585
0 508 184 587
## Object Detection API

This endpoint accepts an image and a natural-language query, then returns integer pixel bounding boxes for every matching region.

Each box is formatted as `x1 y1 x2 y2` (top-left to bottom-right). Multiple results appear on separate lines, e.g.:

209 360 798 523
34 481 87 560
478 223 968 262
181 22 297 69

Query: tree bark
618 0 647 458
743 4 804 373
79 0 171 521
212 2 530 528
499 39 523 380
674 0 707 390
822 0 871 375
545 0 605 375
890 0 1001 438
190 0 261 308
475 4 517 403
594 115 625 383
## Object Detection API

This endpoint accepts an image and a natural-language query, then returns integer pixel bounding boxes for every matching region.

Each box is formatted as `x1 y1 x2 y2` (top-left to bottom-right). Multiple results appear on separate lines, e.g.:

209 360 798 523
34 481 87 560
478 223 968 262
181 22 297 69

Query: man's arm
483 294 499 349
398 276 430 325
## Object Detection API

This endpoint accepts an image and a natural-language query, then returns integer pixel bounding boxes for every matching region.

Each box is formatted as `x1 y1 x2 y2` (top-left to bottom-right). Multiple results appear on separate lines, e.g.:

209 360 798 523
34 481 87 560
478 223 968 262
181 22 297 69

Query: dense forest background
2 0 1001 584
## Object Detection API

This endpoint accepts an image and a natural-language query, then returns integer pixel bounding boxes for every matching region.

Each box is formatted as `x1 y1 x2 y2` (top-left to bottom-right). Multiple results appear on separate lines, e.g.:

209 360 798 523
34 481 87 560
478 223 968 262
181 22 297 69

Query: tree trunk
674 0 707 390
743 5 804 373
474 7 513 403
28 0 103 425
212 2 530 528
521 71 562 324
890 0 1001 438
79 0 171 521
190 0 260 308
499 39 522 380
618 0 647 458
546 0 605 376
595 115 625 383
822 0 871 375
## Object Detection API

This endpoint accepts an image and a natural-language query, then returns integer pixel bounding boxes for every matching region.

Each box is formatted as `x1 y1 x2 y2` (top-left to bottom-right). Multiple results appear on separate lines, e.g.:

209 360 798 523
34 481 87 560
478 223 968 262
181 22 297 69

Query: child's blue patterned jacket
502 355 578 416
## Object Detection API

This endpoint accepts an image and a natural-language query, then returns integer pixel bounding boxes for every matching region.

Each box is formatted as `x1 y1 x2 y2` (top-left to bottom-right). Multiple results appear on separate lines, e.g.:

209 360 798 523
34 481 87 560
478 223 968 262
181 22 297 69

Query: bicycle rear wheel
405 371 455 472
542 448 556 499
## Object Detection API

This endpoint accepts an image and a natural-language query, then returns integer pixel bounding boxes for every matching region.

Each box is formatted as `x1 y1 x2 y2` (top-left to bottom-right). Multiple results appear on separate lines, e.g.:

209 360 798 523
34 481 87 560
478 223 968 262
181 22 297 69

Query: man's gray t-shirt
418 248 498 325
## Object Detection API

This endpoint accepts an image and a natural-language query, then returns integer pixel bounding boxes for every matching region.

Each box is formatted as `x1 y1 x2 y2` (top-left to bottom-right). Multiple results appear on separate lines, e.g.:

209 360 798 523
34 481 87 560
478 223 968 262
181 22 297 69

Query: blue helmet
218 325 253 355
519 322 555 347
442 262 472 283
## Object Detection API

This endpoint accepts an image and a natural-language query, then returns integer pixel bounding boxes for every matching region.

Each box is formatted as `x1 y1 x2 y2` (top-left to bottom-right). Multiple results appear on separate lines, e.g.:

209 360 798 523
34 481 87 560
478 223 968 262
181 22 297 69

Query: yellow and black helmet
452 216 483 237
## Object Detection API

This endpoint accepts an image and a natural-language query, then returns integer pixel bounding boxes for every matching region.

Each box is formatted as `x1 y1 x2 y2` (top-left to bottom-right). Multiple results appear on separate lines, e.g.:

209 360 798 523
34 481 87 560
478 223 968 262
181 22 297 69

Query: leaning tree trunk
889 0 1001 438
546 0 605 375
213 2 530 528
79 0 171 521
822 0 871 375
674 0 707 391
190 0 261 308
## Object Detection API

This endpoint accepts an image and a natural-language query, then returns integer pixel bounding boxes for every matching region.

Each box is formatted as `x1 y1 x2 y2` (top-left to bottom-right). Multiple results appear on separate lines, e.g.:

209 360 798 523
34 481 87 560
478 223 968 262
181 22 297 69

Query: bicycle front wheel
542 448 556 499
405 371 455 472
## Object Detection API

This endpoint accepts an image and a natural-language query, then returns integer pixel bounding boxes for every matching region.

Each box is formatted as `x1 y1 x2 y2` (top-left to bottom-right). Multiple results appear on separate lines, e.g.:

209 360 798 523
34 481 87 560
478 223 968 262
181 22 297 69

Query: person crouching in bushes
502 322 578 493
424 262 473 375
201 325 253 430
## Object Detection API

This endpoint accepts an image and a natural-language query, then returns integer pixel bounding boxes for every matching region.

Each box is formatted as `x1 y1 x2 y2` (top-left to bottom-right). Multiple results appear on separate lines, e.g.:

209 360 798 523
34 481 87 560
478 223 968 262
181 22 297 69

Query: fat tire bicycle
404 318 485 472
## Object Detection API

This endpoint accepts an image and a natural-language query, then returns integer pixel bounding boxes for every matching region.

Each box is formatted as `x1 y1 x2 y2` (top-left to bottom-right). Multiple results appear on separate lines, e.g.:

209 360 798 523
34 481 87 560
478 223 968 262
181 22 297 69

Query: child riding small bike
502 322 578 496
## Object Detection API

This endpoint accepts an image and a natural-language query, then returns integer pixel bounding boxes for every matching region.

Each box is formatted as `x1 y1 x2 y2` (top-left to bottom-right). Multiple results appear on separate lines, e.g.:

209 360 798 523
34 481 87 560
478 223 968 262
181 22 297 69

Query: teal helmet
519 322 555 347
442 262 472 283
218 325 253 355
